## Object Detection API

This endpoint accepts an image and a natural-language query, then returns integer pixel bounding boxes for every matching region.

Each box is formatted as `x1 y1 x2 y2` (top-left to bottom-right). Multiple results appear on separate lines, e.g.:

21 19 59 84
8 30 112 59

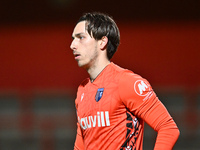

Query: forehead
72 21 86 35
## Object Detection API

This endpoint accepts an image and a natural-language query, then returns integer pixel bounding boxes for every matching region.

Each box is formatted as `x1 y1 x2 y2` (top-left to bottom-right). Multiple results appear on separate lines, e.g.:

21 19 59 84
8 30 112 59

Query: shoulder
109 62 130 74
118 69 154 109
109 62 132 78
120 70 145 83
117 70 155 110
79 78 90 88
109 62 147 84
110 63 152 95
119 70 152 95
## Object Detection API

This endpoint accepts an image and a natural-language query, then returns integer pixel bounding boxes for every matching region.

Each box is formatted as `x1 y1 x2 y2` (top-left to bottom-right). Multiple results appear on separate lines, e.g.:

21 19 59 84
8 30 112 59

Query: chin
78 62 89 69
77 62 85 68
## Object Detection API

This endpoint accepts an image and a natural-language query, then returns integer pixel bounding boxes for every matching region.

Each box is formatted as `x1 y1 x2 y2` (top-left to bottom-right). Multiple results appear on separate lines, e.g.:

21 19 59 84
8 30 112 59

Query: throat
89 62 110 83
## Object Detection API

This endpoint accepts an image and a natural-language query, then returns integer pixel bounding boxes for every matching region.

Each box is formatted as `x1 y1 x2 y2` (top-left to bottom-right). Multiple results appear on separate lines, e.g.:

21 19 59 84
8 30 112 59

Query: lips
74 53 81 60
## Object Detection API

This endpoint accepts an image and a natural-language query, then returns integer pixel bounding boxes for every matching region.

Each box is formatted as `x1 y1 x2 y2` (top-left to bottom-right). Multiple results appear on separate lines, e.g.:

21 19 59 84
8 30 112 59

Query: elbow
175 127 180 141
169 125 180 142
169 126 180 145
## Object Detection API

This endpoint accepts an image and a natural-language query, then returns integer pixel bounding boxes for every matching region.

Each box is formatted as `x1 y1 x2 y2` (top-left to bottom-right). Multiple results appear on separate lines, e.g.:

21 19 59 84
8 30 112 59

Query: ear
99 36 108 50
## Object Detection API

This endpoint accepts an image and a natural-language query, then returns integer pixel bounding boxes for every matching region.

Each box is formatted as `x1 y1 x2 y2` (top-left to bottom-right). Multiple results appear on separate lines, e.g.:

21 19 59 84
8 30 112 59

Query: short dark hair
77 12 120 60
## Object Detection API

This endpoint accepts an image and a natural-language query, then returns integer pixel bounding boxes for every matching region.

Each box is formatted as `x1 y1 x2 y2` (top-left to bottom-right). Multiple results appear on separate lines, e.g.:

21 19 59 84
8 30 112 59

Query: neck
88 60 110 82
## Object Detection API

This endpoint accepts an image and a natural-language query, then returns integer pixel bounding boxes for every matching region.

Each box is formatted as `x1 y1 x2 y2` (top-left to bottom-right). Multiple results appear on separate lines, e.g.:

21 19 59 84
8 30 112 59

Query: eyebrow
72 32 85 39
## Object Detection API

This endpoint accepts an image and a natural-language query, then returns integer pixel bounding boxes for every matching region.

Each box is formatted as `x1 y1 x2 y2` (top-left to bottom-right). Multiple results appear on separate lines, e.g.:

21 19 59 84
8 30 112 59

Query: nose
70 39 77 51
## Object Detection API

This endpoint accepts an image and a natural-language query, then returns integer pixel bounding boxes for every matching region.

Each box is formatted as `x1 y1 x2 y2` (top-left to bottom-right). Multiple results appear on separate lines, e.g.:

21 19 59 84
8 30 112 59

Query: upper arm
119 71 154 112
118 71 180 149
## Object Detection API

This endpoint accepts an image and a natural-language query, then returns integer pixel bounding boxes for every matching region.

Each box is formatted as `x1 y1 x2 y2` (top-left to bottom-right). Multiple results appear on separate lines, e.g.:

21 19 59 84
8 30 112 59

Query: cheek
84 45 94 55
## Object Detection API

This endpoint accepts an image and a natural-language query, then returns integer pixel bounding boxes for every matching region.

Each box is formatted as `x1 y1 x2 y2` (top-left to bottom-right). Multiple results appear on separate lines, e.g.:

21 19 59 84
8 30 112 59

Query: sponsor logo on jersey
95 88 104 102
78 111 110 130
134 80 150 96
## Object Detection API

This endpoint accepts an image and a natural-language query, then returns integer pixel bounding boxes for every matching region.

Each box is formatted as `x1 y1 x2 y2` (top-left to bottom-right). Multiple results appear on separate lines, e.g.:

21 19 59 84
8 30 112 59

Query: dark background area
0 0 200 149
1 0 200 24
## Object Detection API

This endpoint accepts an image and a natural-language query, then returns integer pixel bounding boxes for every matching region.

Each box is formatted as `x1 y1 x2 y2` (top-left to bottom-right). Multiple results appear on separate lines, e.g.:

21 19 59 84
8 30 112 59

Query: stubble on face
78 42 99 70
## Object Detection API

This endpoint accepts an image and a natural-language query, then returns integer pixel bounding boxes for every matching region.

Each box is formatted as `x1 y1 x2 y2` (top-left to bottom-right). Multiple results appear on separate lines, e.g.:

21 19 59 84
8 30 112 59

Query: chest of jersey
76 80 127 131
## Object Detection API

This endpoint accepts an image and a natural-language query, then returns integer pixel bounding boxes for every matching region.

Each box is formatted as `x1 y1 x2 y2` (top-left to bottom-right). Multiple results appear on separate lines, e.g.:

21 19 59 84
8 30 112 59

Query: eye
79 36 84 40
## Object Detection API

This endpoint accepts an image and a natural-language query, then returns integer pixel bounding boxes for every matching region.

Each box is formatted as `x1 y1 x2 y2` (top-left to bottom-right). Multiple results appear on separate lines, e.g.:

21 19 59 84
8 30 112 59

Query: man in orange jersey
70 12 180 150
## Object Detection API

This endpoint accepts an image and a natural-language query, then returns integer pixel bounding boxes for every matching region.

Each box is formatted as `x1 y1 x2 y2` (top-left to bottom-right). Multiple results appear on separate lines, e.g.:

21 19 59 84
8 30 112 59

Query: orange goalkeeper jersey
74 62 179 150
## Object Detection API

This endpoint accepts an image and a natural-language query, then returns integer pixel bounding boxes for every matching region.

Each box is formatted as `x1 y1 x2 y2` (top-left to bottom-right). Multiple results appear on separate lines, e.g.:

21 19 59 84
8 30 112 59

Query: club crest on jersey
95 88 104 102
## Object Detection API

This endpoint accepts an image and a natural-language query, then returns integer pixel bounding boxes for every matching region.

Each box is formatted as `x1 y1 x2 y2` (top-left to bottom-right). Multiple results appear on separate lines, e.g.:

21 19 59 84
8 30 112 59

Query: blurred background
0 0 200 149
